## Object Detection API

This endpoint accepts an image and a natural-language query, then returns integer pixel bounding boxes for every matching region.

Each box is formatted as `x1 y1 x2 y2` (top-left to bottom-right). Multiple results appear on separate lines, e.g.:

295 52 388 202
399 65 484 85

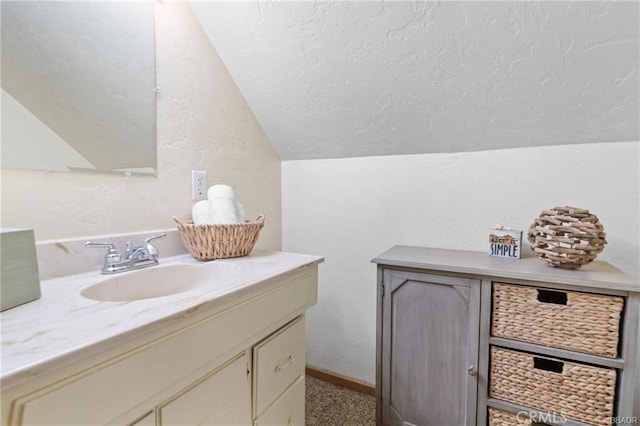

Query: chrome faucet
85 233 167 274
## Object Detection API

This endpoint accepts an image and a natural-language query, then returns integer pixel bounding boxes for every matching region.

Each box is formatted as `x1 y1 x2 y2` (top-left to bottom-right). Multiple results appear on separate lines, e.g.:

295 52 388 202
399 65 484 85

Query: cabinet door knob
467 365 478 376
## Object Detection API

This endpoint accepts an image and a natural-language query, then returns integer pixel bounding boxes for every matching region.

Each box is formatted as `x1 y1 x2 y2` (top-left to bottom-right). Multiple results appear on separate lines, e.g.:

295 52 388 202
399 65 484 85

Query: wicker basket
173 215 265 260
488 408 532 426
492 282 623 357
489 347 616 426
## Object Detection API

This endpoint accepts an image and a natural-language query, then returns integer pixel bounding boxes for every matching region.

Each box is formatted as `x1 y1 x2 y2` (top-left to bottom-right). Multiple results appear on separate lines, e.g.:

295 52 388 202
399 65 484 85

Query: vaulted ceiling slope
191 1 639 161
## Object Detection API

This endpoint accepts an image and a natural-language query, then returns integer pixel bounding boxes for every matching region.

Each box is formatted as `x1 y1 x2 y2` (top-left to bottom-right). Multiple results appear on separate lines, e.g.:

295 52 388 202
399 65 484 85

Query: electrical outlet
191 170 207 201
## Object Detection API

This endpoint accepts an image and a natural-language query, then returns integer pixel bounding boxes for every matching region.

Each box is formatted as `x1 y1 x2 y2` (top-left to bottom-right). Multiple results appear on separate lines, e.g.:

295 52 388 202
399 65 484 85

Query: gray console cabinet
374 246 640 426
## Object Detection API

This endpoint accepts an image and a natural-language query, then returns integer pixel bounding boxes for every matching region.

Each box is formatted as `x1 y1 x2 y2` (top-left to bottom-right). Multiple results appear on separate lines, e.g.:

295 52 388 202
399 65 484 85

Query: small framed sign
489 226 522 259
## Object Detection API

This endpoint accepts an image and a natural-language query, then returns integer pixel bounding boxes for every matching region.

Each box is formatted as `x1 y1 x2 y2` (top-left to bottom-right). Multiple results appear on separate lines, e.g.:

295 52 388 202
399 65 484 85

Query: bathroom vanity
373 246 639 426
1 250 322 425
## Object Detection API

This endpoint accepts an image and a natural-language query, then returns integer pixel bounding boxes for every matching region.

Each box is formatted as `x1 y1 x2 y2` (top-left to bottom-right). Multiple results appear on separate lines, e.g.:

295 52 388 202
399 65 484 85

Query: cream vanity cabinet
2 264 318 426
373 246 639 426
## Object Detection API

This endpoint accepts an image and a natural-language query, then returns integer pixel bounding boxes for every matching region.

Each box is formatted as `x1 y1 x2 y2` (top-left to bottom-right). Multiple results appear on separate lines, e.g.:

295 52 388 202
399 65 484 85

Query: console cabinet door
380 270 480 426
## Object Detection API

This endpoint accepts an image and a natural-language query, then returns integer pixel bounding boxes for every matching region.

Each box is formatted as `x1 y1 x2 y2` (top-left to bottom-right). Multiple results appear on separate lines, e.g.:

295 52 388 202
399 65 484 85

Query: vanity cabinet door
379 270 480 426
159 352 251 426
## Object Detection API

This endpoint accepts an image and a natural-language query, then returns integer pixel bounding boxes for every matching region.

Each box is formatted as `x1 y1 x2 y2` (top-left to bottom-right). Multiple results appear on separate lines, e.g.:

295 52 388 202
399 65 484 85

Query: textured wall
1 3 282 250
282 141 640 383
192 1 639 160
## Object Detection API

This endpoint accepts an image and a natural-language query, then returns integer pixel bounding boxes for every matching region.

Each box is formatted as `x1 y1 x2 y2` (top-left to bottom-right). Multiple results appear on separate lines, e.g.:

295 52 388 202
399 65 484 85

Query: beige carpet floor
305 375 376 426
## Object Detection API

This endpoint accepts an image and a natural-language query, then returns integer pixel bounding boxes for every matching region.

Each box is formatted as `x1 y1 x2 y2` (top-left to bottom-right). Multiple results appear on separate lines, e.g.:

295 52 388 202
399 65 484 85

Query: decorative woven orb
527 206 607 269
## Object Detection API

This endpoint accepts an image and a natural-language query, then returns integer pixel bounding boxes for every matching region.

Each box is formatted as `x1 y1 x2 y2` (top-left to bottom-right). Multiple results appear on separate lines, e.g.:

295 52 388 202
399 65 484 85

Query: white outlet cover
191 170 207 201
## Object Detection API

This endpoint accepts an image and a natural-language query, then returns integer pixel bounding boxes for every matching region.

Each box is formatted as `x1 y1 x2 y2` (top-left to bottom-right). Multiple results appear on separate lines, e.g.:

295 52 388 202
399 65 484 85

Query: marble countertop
1 250 323 390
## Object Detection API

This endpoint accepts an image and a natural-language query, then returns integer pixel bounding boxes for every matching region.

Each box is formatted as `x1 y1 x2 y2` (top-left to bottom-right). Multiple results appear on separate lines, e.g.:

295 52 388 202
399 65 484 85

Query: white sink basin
81 262 238 302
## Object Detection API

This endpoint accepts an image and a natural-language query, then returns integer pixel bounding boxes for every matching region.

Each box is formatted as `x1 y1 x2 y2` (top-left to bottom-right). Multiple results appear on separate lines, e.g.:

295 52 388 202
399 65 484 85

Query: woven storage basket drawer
488 408 532 426
492 282 623 357
489 347 616 426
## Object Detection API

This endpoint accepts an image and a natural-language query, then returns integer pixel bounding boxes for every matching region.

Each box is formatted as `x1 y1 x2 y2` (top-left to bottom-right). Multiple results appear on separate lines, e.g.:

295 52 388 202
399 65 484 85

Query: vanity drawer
159 352 250 425
254 376 304 426
491 282 623 357
253 317 305 417
489 346 616 426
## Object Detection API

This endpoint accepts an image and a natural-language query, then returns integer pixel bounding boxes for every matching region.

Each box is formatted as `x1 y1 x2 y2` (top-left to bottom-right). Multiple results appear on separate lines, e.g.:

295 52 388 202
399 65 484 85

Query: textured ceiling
191 1 639 161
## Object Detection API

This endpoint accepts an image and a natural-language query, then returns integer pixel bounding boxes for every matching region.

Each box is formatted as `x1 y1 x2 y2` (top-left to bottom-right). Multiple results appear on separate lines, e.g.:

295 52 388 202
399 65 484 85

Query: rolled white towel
192 200 209 218
192 200 211 225
193 215 211 225
210 198 237 214
210 198 240 224
207 184 235 201
210 212 241 225
235 201 245 222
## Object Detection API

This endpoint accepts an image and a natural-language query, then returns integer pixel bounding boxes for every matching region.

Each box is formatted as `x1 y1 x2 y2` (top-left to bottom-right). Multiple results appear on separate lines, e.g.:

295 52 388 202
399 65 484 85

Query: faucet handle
85 241 121 265
144 233 167 245
85 241 116 250
144 233 166 258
